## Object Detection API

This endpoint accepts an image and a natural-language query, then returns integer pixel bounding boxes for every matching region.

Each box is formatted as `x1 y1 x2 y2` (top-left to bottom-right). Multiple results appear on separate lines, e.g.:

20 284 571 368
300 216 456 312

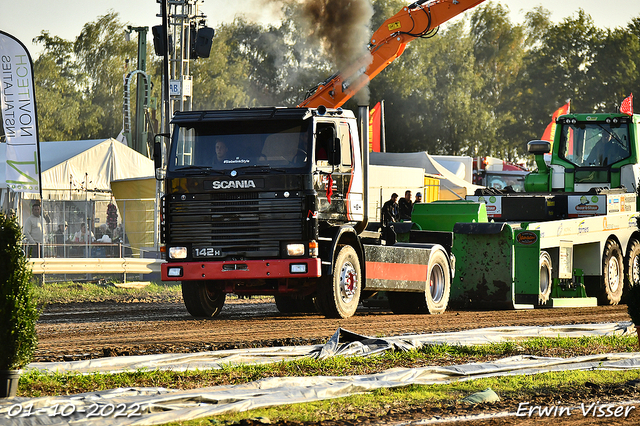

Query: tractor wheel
538 251 553 305
181 281 226 317
388 248 450 314
598 239 624 305
316 245 361 318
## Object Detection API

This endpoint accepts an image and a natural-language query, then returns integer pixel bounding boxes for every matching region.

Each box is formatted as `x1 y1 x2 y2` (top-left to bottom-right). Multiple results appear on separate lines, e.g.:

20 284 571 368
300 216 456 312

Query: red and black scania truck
157 106 457 319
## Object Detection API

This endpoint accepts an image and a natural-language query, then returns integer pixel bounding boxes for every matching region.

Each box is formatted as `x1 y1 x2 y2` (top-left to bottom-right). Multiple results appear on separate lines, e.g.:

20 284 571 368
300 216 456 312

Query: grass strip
33 281 182 304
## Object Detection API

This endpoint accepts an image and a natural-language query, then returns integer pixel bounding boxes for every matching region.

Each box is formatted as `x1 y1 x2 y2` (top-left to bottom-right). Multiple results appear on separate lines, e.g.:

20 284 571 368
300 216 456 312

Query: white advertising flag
0 31 41 194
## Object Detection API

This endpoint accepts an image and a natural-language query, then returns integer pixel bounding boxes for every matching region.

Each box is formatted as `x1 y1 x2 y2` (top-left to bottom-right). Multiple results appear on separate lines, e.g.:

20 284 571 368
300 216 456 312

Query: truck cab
160 107 366 316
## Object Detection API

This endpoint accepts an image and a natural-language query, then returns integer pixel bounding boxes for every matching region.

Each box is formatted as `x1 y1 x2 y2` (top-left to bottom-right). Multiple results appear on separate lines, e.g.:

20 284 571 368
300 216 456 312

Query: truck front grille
167 193 303 258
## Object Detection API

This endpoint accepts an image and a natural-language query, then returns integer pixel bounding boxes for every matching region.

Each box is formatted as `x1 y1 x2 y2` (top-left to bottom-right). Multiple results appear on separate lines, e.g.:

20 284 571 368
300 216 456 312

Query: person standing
414 192 423 204
382 193 399 226
24 201 44 257
398 190 413 221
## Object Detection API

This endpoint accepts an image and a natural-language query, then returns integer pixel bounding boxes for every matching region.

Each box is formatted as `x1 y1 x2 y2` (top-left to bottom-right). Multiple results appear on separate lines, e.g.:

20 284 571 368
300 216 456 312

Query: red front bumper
162 258 322 281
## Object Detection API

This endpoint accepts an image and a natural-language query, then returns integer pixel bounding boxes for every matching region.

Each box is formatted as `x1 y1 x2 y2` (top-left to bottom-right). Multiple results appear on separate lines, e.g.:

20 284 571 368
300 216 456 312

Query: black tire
625 239 640 290
274 295 299 314
316 245 361 319
598 240 624 305
388 249 450 314
181 281 226 317
274 294 318 314
538 251 553 305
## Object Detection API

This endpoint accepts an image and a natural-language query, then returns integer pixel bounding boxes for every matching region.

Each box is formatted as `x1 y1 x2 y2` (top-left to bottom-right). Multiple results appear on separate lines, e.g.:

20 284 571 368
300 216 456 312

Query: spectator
53 222 68 257
382 193 399 226
74 222 95 243
414 192 423 204
398 190 413 221
24 201 44 257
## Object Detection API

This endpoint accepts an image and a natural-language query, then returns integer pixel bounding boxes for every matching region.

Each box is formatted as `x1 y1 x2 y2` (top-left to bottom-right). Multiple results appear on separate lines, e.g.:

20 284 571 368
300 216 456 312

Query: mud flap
450 223 539 309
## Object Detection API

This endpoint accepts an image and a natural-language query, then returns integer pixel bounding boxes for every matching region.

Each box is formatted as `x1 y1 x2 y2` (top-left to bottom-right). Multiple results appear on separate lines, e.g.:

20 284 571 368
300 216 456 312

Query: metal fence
23 198 159 260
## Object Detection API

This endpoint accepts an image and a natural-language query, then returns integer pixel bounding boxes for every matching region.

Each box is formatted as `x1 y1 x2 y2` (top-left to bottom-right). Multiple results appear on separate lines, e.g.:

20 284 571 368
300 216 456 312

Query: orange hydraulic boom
298 0 486 108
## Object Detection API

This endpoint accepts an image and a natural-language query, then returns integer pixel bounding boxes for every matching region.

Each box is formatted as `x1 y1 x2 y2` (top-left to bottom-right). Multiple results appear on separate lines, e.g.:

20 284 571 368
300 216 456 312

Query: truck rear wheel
388 248 450 314
625 239 640 289
181 281 226 317
316 245 361 319
538 251 553 305
598 240 624 305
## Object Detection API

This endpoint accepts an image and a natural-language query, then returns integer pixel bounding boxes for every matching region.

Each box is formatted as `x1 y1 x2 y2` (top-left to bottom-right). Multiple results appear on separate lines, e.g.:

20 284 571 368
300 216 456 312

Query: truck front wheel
598 240 624 305
181 281 226 317
316 245 361 319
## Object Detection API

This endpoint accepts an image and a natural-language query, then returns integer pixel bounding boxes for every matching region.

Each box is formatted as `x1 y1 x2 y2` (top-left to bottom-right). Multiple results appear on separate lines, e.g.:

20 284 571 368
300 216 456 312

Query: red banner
620 93 633 116
541 102 570 142
368 102 381 152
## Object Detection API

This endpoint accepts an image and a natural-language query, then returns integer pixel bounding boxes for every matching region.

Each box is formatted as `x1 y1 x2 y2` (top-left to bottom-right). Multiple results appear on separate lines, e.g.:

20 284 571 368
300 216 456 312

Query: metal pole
134 27 148 156
380 100 387 153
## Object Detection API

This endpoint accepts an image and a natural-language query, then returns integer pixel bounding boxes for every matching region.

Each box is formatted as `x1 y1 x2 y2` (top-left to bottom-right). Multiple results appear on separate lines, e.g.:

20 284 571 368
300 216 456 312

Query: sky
2 0 640 58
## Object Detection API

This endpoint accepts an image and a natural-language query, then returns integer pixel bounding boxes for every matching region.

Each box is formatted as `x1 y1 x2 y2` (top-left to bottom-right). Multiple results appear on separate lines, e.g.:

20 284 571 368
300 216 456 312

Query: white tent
1 138 153 200
370 151 483 199
1 139 155 249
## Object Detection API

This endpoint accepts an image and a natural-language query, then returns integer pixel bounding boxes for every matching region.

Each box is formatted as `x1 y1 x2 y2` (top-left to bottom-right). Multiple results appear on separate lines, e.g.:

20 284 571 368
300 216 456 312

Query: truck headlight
287 243 305 256
169 246 188 259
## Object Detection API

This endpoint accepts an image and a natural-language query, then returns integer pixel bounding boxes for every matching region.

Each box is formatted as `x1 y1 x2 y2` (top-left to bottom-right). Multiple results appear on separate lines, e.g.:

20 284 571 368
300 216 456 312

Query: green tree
74 12 140 139
32 32 99 141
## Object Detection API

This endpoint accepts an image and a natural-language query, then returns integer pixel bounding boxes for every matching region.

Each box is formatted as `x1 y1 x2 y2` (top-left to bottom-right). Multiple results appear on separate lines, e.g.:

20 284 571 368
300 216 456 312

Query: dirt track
34 298 632 362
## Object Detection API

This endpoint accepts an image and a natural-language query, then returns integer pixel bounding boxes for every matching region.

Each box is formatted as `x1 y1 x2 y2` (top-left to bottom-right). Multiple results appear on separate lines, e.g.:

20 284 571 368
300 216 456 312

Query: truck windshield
168 119 311 171
559 122 631 167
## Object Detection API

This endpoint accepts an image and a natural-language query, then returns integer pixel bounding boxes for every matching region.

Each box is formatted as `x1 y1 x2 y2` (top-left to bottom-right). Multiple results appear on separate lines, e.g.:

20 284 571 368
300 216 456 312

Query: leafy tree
74 12 140 139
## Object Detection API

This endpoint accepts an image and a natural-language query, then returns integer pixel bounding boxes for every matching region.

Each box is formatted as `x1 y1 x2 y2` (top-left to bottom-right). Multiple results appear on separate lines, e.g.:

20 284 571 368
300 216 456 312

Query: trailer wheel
316 245 361 318
423 249 451 314
599 239 624 305
388 249 450 314
625 239 640 289
538 251 553 305
181 281 226 317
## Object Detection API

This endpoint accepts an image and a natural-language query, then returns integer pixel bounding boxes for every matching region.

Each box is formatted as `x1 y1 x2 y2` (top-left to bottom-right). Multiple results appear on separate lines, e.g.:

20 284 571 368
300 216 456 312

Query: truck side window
338 123 352 167
315 126 333 164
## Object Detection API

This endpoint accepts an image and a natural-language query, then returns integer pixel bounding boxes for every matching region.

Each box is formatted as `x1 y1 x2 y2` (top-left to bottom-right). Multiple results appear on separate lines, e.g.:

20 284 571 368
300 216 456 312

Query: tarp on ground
370 152 483 199
26 322 634 374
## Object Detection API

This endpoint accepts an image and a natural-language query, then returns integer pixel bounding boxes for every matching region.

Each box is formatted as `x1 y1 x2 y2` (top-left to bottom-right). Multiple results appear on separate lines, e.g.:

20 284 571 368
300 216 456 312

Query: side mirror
154 133 170 179
528 140 551 155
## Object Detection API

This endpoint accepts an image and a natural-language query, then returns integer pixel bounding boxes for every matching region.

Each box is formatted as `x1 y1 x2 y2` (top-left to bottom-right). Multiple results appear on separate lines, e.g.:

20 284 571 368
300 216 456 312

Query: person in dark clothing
398 190 413 221
382 193 399 226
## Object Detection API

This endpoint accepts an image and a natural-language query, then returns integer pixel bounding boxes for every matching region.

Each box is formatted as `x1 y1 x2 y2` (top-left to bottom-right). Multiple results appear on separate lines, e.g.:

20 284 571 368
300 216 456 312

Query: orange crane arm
298 0 487 108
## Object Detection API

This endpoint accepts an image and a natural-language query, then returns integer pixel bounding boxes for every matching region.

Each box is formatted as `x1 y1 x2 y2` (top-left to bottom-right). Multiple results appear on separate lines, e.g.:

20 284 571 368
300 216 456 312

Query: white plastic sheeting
2 323 638 426
27 323 635 375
